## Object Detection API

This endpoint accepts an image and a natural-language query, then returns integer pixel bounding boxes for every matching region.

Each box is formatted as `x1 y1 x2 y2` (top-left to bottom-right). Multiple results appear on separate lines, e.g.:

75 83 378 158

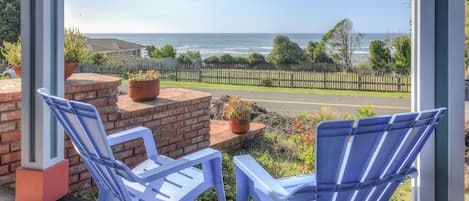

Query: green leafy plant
204 56 220 64
64 28 88 62
176 50 201 64
247 52 266 66
127 70 160 81
357 105 377 118
87 52 108 65
0 38 21 66
151 44 176 58
222 96 252 120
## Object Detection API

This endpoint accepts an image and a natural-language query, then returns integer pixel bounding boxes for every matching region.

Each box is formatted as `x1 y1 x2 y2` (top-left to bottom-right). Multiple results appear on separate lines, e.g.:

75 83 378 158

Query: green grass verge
162 80 410 98
120 78 410 99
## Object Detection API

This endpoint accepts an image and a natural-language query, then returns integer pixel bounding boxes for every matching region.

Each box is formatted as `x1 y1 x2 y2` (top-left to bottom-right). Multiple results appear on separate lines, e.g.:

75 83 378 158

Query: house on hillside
85 37 147 57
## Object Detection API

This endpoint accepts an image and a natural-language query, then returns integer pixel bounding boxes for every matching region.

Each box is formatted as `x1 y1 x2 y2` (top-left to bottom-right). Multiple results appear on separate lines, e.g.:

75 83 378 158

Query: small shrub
0 38 21 66
87 52 108 65
127 70 160 81
222 96 252 120
357 105 377 118
261 78 273 87
64 28 88 62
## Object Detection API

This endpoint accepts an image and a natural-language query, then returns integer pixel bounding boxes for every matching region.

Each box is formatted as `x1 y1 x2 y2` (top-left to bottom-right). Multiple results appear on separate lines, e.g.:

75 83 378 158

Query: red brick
114 150 133 160
134 146 146 155
198 141 210 149
123 155 147 167
0 121 16 133
111 144 124 153
135 114 153 123
161 116 176 125
184 118 199 126
115 118 135 128
177 139 191 148
9 161 20 172
10 141 20 151
79 171 91 180
191 136 204 144
98 105 117 114
85 97 107 107
103 121 115 130
1 151 20 163
143 120 160 128
108 113 120 121
177 113 191 121
69 174 79 183
73 91 97 101
159 144 176 154
69 178 91 192
0 131 20 143
0 144 9 154
198 115 210 122
191 122 206 130
0 165 9 175
169 149 183 158
184 144 198 154
0 173 15 185
97 88 117 97
124 139 142 150
0 102 16 112
69 163 87 175
68 156 80 166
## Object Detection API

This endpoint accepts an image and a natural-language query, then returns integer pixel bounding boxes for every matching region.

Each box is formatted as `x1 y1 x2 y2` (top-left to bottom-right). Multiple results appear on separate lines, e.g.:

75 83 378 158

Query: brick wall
0 79 21 188
0 73 212 193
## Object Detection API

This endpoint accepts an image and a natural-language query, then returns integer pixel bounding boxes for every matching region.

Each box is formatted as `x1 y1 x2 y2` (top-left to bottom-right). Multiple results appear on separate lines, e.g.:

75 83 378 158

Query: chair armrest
135 148 222 183
107 127 158 158
234 155 291 201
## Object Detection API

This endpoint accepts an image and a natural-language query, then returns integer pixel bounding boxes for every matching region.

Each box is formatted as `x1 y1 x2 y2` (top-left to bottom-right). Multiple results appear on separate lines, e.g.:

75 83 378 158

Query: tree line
143 19 411 73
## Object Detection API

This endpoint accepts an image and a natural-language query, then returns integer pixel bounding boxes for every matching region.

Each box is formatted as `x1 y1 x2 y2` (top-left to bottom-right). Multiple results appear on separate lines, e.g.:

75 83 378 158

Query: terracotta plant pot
128 79 160 102
12 64 21 78
229 119 250 134
64 61 79 79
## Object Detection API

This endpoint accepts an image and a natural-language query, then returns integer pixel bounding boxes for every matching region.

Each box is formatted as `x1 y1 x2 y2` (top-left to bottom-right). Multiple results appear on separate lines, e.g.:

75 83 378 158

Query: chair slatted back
37 88 132 201
315 108 446 201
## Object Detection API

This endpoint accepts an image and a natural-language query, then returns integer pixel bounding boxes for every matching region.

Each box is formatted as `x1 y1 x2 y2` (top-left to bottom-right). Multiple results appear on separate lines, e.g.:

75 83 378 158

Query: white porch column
16 0 67 200
411 0 465 200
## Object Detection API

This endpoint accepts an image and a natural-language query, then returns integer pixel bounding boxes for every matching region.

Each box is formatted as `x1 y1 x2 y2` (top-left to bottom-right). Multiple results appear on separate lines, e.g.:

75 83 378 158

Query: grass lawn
120 78 410 99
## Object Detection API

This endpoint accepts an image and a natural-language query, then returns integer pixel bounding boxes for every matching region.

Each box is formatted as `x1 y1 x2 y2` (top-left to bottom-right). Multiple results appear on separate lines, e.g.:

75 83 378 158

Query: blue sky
65 0 411 33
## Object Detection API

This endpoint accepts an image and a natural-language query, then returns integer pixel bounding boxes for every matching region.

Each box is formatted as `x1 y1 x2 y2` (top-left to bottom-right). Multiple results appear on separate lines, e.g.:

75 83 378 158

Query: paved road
161 86 469 119
163 87 412 116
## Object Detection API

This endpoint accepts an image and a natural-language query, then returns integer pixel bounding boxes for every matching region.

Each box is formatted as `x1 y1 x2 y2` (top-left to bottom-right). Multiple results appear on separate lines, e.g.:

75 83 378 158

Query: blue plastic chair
234 108 446 201
37 88 226 201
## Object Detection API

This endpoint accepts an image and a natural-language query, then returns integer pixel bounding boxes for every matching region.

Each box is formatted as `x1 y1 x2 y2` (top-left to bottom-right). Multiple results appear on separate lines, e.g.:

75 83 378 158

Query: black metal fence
78 63 411 92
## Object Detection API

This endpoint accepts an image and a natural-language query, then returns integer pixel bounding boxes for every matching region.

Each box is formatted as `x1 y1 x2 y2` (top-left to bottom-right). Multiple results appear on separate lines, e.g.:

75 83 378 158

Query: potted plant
64 28 88 79
127 70 160 102
1 39 22 77
222 96 252 134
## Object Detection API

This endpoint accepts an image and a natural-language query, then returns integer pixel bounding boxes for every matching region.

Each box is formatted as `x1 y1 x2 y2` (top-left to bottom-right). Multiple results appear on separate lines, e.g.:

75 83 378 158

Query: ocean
85 33 406 61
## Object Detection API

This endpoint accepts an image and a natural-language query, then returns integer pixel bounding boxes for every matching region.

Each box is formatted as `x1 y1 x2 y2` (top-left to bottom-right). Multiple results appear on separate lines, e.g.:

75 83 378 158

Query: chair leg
235 166 250 201
212 157 227 201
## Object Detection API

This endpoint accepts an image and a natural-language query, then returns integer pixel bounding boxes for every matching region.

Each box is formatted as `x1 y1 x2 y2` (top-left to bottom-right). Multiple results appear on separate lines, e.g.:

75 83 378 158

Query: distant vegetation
141 19 411 74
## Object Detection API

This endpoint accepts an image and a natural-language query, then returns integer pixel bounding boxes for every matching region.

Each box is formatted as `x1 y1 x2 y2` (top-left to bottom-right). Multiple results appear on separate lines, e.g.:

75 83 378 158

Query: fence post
199 70 202 82
278 71 281 87
323 72 327 88
290 72 294 88
397 74 402 92
358 74 363 90
175 65 179 82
